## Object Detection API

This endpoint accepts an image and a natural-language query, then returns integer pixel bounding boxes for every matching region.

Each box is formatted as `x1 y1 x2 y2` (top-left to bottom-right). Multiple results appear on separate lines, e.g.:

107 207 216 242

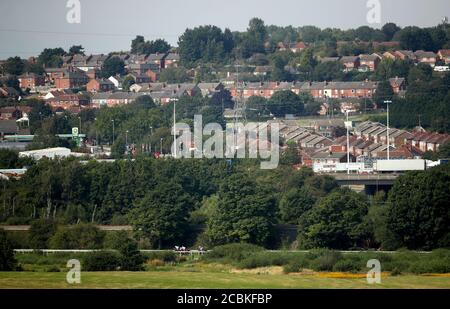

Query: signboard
344 121 353 129
72 127 79 137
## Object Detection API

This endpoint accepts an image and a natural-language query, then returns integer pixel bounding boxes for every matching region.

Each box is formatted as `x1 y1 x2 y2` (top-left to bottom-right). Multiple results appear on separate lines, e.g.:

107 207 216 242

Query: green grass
0 270 449 289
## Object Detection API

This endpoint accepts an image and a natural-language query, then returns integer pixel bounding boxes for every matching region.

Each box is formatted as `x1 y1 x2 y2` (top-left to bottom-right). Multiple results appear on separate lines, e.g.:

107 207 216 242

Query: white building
19 147 72 160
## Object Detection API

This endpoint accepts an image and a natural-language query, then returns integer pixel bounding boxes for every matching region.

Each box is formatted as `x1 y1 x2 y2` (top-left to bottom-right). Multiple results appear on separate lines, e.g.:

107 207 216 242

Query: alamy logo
66 0 81 24
171 115 279 169
66 259 81 284
366 0 381 24
366 259 381 284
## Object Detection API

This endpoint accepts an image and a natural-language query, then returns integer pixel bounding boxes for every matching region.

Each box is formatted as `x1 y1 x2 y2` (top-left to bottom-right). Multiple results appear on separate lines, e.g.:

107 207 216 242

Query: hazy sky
0 0 449 58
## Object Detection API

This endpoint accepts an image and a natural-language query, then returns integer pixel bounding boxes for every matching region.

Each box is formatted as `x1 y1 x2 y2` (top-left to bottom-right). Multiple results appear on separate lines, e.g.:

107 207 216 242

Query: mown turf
0 271 449 289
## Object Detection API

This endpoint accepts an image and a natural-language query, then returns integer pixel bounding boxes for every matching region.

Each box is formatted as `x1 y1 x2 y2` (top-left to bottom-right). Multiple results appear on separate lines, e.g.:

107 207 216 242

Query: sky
0 0 449 59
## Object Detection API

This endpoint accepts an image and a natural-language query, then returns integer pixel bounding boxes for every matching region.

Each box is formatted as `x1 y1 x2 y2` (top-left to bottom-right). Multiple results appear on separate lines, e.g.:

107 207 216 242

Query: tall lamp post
111 119 115 145
78 116 82 135
160 138 163 155
149 126 153 154
345 110 351 174
173 101 177 158
94 117 98 146
384 100 392 160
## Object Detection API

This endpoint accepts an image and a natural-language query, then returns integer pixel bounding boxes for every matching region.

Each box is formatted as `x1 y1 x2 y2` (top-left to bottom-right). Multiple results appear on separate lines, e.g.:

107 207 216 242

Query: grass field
1 269 450 289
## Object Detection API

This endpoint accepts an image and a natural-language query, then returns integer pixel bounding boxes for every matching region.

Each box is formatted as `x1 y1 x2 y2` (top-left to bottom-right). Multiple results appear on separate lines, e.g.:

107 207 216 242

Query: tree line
1 152 449 251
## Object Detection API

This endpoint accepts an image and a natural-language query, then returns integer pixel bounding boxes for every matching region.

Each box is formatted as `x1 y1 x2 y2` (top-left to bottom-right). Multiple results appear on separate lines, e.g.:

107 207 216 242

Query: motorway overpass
327 173 399 185
326 173 400 195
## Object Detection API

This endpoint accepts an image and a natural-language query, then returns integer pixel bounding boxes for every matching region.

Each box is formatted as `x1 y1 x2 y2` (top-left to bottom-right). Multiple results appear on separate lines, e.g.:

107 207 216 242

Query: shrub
6 231 30 249
83 251 121 271
49 224 105 249
238 252 292 269
0 229 17 271
28 219 57 249
333 255 364 273
283 259 307 274
103 231 131 249
148 259 165 267
46 266 60 272
310 250 342 271
391 268 402 276
409 258 450 274
117 238 145 271
204 243 264 264
143 251 177 263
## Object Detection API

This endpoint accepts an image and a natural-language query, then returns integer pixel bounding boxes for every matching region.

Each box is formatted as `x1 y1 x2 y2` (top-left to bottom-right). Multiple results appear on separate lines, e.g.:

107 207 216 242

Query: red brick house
414 50 437 67
277 42 307 53
164 53 180 68
395 50 416 61
86 78 115 92
145 69 160 82
147 53 166 69
359 54 381 71
340 56 360 71
437 50 450 64
47 94 90 110
54 70 89 89
18 73 45 89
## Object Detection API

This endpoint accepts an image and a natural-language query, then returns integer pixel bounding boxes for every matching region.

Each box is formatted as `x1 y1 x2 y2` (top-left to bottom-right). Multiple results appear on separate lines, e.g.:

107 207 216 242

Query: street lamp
345 110 351 175
160 137 163 155
78 116 82 135
125 130 129 146
111 119 115 144
94 117 98 146
384 100 392 160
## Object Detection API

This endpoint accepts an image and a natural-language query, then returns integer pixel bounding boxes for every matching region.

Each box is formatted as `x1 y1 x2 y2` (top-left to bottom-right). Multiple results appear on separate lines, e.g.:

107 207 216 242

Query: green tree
385 165 450 249
178 25 234 66
49 224 105 249
37 48 66 68
68 45 85 56
0 230 17 271
122 75 135 91
3 56 25 75
246 95 269 120
130 182 192 248
396 26 433 51
381 23 401 41
28 219 58 249
437 142 450 159
159 67 189 83
0 149 19 169
280 142 300 166
117 238 145 271
242 18 267 57
298 188 370 249
373 80 394 106
206 174 276 247
408 63 433 82
267 90 304 117
279 187 316 225
99 57 125 78
313 61 344 81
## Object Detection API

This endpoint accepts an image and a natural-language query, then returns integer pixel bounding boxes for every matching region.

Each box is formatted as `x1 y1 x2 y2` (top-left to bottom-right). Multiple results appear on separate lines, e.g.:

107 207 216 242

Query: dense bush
332 255 365 273
143 251 177 263
83 251 121 271
0 229 17 271
117 238 145 271
49 224 105 249
309 250 343 271
203 243 264 264
238 251 293 269
28 219 57 249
